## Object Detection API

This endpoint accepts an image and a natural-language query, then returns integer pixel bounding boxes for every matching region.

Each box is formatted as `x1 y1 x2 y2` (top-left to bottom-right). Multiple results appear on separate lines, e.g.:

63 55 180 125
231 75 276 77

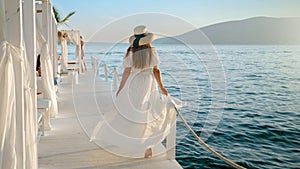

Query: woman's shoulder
150 47 158 55
150 47 157 53
124 51 132 58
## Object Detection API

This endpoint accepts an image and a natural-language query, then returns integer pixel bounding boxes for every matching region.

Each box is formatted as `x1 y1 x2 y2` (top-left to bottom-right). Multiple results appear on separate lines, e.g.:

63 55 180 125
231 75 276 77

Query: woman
93 25 177 158
117 25 168 158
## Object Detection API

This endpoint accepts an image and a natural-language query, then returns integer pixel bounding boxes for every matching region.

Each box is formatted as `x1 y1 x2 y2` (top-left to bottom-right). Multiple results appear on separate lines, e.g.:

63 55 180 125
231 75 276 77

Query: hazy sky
51 0 300 42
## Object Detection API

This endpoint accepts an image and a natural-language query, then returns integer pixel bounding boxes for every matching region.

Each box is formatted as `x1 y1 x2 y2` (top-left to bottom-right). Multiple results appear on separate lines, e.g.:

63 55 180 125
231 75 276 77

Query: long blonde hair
125 44 153 69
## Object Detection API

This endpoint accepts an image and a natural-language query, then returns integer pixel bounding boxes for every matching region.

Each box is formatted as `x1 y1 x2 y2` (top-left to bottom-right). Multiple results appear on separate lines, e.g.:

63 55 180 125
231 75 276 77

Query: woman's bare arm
153 66 168 96
116 67 131 96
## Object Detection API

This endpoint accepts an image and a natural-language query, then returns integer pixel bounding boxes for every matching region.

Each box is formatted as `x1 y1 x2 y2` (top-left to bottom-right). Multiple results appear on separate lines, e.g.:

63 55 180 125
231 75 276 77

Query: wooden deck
38 71 182 169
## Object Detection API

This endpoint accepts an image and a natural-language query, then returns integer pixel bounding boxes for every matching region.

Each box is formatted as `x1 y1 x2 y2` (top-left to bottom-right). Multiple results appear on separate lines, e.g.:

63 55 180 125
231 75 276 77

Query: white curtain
60 36 68 70
1 0 37 168
66 31 81 64
0 34 37 169
37 22 58 117
0 41 18 169
22 46 37 169
65 30 80 45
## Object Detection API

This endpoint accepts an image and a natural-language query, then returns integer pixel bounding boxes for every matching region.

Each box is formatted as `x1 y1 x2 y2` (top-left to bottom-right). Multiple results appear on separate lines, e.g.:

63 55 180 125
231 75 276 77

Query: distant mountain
154 17 300 45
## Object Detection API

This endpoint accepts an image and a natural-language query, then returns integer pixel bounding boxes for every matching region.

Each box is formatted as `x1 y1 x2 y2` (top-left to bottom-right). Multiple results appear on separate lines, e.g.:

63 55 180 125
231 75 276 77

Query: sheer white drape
22 46 37 169
60 37 68 70
67 31 81 63
0 42 18 169
65 30 80 46
1 0 37 168
60 30 84 72
0 21 37 169
36 23 58 117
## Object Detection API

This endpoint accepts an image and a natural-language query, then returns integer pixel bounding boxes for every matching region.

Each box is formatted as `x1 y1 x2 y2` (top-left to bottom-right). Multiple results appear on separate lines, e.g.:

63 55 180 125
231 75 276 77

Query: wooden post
49 5 53 77
77 31 82 73
42 0 49 43
52 18 58 78
91 56 94 70
23 0 38 168
42 0 50 69
0 0 6 41
96 60 99 76
166 112 176 160
23 0 37 128
5 0 25 167
112 68 118 90
104 63 108 81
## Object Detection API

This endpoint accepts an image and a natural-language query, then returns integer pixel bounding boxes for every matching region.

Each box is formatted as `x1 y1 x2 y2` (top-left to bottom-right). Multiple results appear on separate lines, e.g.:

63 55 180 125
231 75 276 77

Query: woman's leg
144 148 152 158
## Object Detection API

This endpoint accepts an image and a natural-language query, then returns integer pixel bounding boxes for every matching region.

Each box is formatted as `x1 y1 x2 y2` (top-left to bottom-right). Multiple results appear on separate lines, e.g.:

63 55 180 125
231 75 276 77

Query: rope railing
90 59 245 168
173 106 247 169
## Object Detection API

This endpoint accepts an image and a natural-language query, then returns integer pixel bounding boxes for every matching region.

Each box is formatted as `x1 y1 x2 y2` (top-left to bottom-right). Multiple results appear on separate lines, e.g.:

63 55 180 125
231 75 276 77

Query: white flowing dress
92 48 181 157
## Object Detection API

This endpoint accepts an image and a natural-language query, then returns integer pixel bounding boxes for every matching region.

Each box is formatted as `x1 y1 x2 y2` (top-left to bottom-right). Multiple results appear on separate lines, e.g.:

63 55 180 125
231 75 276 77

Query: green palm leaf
52 6 61 23
52 6 76 26
60 11 76 24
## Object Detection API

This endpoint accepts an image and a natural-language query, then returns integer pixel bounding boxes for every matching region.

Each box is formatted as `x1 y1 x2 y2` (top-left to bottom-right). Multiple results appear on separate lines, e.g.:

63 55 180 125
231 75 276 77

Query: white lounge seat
37 99 52 131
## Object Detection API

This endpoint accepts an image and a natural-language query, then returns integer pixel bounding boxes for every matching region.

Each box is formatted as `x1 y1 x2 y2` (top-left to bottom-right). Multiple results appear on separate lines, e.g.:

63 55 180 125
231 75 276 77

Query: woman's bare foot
144 148 152 158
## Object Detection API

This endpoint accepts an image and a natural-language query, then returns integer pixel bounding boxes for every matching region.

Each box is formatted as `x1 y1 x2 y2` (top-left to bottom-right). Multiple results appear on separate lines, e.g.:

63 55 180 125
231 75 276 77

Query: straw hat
129 25 155 48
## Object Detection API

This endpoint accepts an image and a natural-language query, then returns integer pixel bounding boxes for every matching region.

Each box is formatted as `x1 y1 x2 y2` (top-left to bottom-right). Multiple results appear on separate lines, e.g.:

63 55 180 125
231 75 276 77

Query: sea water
63 43 300 169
